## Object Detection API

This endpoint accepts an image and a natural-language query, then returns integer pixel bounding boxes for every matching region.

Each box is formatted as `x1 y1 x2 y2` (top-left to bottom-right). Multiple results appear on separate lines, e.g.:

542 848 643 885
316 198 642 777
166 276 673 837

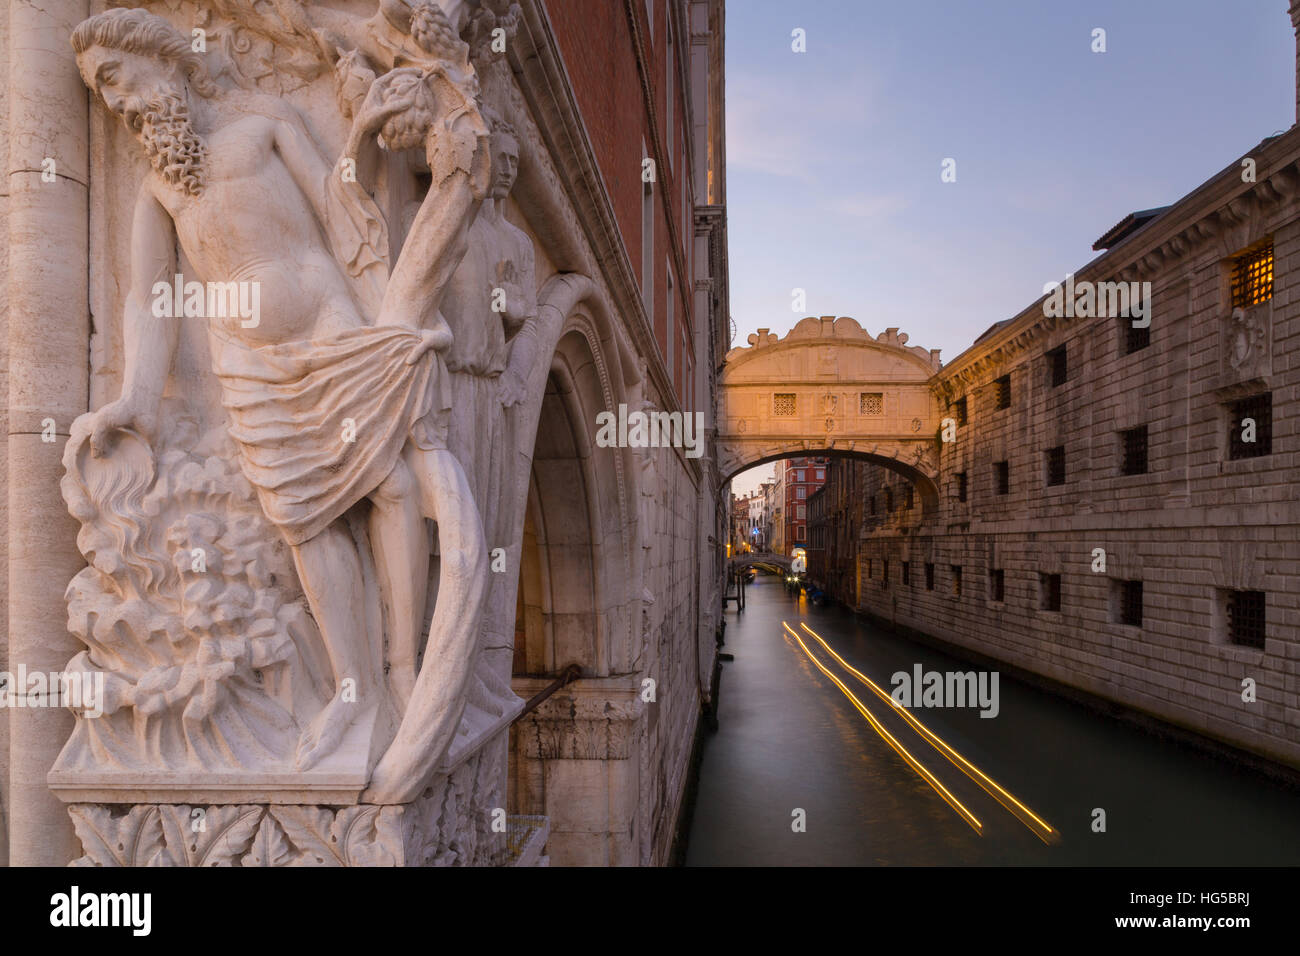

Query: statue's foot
295 691 365 770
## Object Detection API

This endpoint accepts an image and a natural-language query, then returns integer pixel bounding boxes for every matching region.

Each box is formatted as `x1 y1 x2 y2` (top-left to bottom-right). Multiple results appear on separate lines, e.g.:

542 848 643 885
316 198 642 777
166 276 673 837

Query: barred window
902 561 911 586
860 392 884 415
1046 445 1066 486
1047 346 1067 387
1230 239 1273 310
773 393 796 416
1120 425 1148 476
1125 319 1150 355
882 559 889 588
1226 590 1265 649
869 495 876 516
925 562 936 590
1228 393 1272 460
994 375 1011 410
1118 580 1143 627
990 568 1004 602
953 396 968 426
956 472 968 503
1040 573 1062 612
994 461 1009 495
951 565 963 597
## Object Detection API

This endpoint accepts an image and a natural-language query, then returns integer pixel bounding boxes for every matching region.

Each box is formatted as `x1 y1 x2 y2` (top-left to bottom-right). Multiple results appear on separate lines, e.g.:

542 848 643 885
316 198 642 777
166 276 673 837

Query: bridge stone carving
718 316 943 497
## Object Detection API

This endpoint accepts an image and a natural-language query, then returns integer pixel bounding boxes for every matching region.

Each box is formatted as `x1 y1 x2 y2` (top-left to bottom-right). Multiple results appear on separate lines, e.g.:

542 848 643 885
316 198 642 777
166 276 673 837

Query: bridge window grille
925 563 935 590
773 393 796 417
951 565 963 597
1226 589 1266 649
902 561 911 586
1118 579 1143 627
952 396 968 426
1120 425 1148 476
994 375 1011 410
1227 392 1272 459
956 472 968 503
1040 573 1062 611
994 461 1009 495
990 568 1004 602
1230 238 1273 309
1047 346 1067 387
1046 445 1066 486
860 392 884 416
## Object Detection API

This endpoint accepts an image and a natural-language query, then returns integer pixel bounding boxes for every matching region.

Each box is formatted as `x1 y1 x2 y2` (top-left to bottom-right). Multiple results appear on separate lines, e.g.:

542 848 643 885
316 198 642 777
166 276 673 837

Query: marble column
6 0 89 867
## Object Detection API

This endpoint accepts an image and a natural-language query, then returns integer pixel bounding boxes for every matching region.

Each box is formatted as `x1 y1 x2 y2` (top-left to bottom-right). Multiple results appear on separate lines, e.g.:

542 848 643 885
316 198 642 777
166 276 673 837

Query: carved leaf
68 805 163 867
242 813 294 868
267 807 346 866
155 805 264 867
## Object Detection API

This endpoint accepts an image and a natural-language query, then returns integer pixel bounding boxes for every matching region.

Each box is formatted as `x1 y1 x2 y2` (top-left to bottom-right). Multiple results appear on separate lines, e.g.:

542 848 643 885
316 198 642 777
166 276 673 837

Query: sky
725 0 1295 498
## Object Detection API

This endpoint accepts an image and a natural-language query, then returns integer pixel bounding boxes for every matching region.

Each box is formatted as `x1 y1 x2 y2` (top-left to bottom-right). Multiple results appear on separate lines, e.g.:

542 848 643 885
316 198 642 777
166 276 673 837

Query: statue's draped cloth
209 325 451 546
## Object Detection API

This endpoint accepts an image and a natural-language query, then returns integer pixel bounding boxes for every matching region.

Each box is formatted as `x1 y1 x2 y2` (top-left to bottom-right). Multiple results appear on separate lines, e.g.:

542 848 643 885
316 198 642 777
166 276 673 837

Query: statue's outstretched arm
89 184 177 456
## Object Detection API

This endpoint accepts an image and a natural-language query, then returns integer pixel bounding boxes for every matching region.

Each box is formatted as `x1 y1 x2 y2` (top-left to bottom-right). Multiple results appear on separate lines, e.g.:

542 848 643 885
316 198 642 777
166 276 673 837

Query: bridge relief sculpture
53 0 562 866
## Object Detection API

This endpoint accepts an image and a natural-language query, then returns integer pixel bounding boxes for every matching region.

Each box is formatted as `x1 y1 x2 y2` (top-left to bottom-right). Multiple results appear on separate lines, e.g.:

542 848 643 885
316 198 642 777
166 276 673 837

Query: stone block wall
850 128 1300 771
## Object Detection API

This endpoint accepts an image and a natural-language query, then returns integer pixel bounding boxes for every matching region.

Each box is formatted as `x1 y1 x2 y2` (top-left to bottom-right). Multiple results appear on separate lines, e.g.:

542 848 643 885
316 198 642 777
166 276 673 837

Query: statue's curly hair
72 8 217 97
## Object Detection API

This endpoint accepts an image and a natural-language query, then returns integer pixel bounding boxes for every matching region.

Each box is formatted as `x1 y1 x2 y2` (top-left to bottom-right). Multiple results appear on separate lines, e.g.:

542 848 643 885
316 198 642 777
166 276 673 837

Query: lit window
1230 239 1273 309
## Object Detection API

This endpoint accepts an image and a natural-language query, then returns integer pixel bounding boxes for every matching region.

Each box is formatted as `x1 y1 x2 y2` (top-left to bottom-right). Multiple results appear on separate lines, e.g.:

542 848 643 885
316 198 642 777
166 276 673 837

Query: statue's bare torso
149 103 364 344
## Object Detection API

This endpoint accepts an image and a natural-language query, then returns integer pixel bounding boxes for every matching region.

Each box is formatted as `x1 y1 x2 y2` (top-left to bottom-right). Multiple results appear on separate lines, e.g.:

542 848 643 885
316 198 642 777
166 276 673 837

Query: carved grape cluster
410 1 463 60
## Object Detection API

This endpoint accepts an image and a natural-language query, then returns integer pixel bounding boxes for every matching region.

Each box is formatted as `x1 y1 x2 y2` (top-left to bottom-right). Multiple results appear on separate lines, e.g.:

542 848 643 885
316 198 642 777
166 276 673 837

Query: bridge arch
718 316 944 511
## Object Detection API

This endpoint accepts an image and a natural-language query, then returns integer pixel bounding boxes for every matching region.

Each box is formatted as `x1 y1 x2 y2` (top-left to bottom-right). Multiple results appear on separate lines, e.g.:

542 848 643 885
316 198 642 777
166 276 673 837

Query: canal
684 573 1300 866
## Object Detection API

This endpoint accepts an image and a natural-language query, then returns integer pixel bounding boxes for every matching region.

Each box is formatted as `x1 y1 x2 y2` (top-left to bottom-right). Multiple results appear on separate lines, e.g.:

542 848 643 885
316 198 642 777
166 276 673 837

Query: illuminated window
994 375 1011 410
1230 239 1273 309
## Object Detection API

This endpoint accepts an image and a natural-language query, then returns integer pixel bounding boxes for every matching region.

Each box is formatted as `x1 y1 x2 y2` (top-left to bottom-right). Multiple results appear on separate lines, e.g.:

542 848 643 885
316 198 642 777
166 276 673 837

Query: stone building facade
850 120 1300 772
1 0 730 867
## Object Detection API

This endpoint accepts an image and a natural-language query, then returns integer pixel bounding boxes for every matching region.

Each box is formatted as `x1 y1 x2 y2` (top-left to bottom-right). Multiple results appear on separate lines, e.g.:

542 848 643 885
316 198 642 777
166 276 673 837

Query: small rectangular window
953 397 968 426
1228 393 1272 459
1124 318 1150 355
994 375 1011 410
869 495 876 516
1120 425 1148 475
902 561 911 586
884 489 893 511
1230 238 1273 309
1047 346 1067 387
994 461 1009 496
882 559 889 589
925 562 935 591
1226 590 1265 649
956 472 968 503
866 558 873 580
990 568 1004 602
1040 573 1061 611
1118 580 1143 627
951 565 963 597
1046 445 1066 487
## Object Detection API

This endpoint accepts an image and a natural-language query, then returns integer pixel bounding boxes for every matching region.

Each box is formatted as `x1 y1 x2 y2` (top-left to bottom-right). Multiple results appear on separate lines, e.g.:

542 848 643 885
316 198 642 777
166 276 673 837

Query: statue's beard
136 89 207 197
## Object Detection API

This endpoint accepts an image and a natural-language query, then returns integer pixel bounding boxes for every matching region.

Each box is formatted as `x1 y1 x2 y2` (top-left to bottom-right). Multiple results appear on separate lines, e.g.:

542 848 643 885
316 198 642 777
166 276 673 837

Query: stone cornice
726 315 942 375
933 125 1300 401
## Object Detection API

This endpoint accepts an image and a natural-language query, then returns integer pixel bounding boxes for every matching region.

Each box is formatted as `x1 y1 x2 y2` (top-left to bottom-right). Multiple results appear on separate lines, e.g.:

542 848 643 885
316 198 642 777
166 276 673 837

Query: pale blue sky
727 0 1294 496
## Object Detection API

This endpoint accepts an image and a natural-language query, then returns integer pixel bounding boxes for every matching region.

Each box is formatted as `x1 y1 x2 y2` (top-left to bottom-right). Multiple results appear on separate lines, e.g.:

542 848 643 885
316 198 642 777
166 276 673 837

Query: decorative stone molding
511 678 644 761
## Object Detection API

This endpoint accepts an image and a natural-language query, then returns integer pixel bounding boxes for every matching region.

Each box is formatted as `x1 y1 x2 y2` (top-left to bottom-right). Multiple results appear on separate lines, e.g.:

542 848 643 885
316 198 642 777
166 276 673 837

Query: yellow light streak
798 622 1058 845
782 622 983 835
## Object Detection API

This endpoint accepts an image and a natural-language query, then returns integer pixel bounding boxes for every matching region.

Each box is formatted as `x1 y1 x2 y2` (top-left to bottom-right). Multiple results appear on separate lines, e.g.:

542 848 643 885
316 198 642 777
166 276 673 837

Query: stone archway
718 316 944 501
